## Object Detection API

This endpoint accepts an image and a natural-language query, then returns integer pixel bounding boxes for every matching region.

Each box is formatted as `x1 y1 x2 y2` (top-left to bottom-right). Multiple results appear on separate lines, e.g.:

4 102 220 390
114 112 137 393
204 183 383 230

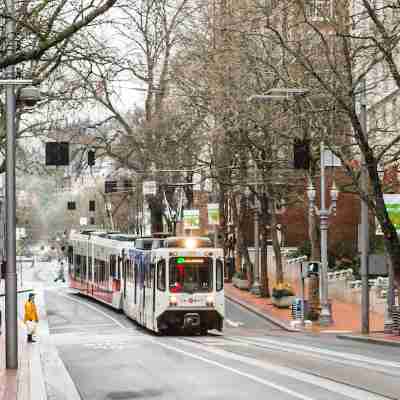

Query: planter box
272 295 295 308
232 277 250 290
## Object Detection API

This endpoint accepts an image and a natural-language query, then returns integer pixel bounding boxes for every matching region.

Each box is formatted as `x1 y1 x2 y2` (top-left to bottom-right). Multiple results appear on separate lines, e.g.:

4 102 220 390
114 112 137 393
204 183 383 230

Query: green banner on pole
381 195 400 233
183 209 200 229
207 203 219 226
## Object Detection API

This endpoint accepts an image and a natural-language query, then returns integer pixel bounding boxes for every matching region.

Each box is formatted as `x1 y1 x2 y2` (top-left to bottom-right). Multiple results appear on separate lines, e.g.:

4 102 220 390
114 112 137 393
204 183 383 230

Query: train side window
216 259 224 292
157 260 166 291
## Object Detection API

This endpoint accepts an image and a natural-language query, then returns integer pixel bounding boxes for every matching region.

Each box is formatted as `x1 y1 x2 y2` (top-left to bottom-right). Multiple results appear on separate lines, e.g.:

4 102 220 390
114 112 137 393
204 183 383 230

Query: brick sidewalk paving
0 326 32 400
225 283 394 336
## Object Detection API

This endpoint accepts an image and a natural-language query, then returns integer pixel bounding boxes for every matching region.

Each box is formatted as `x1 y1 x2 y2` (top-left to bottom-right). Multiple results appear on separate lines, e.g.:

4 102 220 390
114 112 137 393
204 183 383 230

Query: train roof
100 233 137 242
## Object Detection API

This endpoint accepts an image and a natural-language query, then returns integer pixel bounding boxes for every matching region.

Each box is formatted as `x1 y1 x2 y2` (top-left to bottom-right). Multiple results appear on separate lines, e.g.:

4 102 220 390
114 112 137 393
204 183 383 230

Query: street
23 262 399 400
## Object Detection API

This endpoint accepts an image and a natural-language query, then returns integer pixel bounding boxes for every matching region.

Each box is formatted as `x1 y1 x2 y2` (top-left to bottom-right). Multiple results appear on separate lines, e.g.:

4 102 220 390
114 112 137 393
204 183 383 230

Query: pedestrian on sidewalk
54 260 65 283
24 293 39 343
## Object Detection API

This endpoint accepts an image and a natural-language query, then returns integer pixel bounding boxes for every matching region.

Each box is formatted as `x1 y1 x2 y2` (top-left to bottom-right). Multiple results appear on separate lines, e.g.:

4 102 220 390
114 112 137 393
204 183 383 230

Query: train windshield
169 257 212 293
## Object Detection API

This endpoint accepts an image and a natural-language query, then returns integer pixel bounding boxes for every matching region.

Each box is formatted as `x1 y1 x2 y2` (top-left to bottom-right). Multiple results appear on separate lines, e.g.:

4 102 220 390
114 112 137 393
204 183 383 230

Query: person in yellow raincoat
24 293 39 342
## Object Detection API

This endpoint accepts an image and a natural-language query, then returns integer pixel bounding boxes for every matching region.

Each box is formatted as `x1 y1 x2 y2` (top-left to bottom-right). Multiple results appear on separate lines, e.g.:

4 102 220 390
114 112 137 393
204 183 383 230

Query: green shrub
272 282 294 299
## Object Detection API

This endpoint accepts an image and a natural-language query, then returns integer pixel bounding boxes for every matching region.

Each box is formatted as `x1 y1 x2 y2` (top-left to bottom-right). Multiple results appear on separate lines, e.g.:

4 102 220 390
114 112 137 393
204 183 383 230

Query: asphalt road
35 263 400 400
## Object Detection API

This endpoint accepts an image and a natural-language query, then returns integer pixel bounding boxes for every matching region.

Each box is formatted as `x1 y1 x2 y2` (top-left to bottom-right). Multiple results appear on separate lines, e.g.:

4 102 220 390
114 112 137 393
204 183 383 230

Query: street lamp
244 187 261 296
307 142 339 326
1 0 41 369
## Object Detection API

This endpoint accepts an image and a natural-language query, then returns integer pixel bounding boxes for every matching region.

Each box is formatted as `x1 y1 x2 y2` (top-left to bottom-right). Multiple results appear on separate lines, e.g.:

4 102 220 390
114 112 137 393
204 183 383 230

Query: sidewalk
225 283 400 346
0 295 46 400
1 278 80 400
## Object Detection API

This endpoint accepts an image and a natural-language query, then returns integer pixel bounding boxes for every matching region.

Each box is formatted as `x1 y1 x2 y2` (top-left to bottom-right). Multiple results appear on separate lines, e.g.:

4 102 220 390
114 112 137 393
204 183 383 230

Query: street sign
323 149 341 167
16 227 26 240
207 203 219 225
183 209 200 230
143 181 157 196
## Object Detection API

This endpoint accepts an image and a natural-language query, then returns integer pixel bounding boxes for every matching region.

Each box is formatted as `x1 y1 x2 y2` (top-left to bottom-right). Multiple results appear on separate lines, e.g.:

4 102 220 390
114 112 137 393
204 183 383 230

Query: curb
337 334 400 348
225 293 299 332
0 288 34 297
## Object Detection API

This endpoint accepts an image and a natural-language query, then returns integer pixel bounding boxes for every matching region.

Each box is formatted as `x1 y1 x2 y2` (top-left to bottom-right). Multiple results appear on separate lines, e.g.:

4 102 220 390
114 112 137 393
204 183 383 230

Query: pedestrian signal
88 150 95 166
306 262 320 277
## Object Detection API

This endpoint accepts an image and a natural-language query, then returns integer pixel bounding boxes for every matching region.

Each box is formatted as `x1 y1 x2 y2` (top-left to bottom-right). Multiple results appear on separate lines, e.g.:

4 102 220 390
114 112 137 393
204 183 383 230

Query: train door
135 253 144 325
155 259 167 332
144 260 154 329
152 263 156 329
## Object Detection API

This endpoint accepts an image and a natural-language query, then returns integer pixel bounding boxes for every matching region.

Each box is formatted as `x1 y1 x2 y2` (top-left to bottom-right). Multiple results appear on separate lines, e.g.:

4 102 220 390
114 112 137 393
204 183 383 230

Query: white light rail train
68 231 224 335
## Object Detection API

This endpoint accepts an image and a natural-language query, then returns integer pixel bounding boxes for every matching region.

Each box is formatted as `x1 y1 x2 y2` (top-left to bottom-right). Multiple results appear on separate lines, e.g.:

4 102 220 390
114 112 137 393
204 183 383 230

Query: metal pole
319 141 332 326
250 201 261 295
360 79 370 334
5 0 18 369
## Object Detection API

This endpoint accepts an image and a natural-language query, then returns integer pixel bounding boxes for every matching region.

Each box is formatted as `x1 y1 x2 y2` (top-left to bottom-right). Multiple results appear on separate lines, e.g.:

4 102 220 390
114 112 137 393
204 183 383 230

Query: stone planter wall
272 295 296 309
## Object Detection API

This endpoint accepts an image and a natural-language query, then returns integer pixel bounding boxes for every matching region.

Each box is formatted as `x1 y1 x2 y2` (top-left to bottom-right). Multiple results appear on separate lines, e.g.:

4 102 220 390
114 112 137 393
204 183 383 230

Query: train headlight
184 238 197 249
169 295 178 306
206 295 215 307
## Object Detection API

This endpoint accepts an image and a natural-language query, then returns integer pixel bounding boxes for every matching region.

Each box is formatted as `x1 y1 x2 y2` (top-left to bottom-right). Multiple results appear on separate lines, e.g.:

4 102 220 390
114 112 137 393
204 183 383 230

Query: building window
305 0 332 19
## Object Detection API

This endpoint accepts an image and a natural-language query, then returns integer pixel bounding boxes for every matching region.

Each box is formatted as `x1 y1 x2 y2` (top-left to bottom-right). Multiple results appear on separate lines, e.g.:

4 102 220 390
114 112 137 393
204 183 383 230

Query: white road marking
153 340 316 400
50 323 117 331
56 293 126 329
232 336 400 372
173 339 392 400
225 319 244 327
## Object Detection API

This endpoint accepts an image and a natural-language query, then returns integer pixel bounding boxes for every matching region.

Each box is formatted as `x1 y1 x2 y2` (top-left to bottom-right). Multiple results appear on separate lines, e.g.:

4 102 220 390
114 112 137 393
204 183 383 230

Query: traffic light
1 261 6 279
293 139 310 169
67 201 76 210
105 180 117 193
45 142 69 166
124 179 133 190
89 200 95 212
88 150 95 166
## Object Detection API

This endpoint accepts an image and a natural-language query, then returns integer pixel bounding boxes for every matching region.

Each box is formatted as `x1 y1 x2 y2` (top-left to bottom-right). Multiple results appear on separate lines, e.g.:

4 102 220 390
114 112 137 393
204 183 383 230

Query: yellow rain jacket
24 300 39 322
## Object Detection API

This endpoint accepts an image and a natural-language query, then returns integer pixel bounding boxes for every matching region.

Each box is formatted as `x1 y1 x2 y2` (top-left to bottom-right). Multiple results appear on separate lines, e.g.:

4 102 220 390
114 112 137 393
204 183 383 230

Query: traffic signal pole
5 0 18 369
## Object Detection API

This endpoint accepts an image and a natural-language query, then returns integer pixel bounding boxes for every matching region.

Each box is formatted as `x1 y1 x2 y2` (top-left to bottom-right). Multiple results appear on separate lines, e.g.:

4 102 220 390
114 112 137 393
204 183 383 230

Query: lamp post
1 0 41 369
307 141 339 326
245 187 261 296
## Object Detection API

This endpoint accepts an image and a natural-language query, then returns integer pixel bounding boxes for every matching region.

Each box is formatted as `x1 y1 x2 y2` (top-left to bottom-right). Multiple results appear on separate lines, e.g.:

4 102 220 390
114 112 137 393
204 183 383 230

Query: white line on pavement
232 336 400 371
153 340 316 400
173 339 393 400
50 323 117 331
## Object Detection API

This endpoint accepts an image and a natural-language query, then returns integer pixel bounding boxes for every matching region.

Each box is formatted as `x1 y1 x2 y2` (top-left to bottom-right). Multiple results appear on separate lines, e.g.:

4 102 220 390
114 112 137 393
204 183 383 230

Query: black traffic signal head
45 142 69 166
124 179 133 190
88 150 95 166
293 139 310 170
67 201 76 210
